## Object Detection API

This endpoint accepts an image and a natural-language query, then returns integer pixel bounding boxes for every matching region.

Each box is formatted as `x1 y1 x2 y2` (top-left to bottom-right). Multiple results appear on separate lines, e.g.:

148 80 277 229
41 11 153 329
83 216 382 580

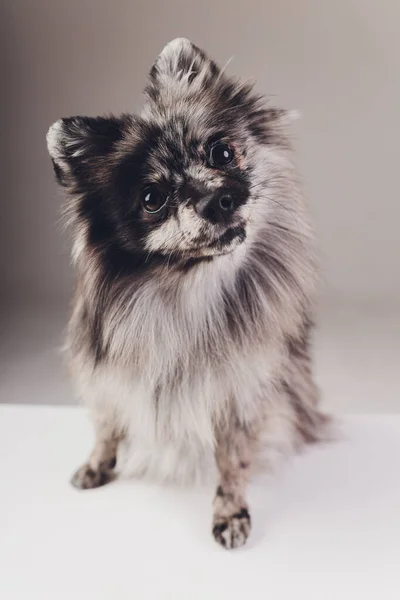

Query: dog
46 38 327 549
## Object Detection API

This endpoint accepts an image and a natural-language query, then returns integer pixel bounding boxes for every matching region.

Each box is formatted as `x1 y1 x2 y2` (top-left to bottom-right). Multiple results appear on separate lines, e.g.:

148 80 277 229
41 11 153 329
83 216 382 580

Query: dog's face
47 38 289 271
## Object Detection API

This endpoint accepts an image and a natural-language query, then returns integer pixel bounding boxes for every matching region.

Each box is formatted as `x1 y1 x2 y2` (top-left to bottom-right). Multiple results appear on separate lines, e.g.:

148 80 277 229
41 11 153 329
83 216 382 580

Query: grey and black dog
47 38 328 549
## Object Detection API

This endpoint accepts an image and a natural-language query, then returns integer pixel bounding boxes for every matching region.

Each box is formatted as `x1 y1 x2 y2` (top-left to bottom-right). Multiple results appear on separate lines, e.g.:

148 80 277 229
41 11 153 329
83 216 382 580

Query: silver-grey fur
47 38 328 549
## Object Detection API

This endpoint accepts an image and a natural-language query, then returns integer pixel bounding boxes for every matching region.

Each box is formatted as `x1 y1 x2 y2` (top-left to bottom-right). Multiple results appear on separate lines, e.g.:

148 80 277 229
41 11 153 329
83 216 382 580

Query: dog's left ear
146 38 220 102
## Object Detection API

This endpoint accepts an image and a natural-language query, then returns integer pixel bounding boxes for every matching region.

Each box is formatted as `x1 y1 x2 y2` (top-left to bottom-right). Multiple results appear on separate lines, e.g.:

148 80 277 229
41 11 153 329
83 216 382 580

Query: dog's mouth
207 226 246 249
196 225 247 256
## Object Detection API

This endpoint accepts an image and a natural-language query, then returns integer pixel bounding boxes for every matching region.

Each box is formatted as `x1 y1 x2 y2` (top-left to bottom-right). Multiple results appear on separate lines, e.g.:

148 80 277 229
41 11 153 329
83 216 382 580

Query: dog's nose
195 189 236 223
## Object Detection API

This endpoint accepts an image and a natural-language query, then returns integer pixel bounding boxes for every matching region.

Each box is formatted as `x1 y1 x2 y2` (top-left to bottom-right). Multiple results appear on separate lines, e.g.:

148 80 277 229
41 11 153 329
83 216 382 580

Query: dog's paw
70 459 116 490
212 508 251 549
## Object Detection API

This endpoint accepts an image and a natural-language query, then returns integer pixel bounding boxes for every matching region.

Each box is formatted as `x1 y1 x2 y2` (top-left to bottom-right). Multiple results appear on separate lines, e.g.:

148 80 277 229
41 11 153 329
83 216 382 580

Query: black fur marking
51 159 65 185
79 192 116 249
97 471 107 486
287 317 313 363
216 485 225 497
114 124 163 195
53 116 125 185
232 508 250 521
213 522 228 536
88 307 105 364
179 256 213 272
105 456 117 470
282 379 320 444
62 115 124 156
223 264 262 342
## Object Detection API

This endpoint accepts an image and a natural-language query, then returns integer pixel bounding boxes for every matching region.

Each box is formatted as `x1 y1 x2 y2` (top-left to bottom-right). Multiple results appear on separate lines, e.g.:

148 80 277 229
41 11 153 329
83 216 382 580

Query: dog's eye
210 143 234 167
142 189 168 214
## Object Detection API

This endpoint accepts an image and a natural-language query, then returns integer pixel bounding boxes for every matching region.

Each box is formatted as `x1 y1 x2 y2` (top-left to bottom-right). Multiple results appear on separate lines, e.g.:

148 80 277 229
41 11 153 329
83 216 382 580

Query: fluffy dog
47 38 327 549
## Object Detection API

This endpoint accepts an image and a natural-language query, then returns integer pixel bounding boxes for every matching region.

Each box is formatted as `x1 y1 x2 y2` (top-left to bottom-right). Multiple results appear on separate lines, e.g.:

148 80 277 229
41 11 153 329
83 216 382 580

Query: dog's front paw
70 459 116 490
212 508 251 549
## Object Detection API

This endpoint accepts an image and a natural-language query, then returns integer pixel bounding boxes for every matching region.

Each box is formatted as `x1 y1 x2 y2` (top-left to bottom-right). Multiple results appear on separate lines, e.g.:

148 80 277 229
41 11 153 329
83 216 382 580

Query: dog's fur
47 38 327 549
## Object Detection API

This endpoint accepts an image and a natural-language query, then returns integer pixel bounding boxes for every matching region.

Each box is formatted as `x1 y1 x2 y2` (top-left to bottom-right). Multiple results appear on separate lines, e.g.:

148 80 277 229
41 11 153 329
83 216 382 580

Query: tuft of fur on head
47 39 324 484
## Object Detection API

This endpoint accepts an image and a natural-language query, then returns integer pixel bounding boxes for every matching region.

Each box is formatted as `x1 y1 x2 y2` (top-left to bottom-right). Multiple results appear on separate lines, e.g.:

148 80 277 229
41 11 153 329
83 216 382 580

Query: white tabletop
0 405 399 600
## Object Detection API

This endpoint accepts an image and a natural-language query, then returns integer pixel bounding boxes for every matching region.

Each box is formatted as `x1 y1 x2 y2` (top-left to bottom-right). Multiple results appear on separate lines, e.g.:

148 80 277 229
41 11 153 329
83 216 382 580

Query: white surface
1 303 400 412
0 405 399 600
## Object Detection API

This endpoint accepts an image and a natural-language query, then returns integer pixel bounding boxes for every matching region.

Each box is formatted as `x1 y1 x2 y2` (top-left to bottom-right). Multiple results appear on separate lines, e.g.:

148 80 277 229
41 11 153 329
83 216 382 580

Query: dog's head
47 38 291 271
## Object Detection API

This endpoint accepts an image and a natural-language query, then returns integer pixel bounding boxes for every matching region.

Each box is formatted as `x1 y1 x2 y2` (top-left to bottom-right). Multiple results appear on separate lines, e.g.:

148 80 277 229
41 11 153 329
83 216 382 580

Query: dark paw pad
212 508 251 549
70 463 116 490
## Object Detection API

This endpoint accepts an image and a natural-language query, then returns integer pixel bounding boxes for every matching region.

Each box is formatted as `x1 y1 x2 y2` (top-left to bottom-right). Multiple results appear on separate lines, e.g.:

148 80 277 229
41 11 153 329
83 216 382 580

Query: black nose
195 189 236 223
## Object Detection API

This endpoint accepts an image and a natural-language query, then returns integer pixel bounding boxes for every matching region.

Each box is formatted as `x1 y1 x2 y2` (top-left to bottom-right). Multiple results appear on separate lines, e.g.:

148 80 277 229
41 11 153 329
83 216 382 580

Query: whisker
215 55 235 83
248 181 268 191
254 194 296 215
246 193 297 220
215 102 252 116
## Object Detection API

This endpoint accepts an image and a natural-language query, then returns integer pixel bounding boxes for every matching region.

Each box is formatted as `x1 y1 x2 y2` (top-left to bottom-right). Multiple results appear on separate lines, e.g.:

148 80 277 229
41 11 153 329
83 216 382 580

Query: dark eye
142 188 168 214
210 143 234 167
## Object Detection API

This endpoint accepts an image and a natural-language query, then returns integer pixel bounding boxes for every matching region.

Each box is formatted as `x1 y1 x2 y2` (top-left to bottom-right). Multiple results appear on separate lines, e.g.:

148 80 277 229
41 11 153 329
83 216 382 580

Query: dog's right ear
46 115 125 188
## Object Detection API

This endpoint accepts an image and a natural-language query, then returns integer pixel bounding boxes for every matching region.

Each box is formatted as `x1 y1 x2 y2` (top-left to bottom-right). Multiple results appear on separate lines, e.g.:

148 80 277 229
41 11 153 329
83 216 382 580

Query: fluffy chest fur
67 224 313 483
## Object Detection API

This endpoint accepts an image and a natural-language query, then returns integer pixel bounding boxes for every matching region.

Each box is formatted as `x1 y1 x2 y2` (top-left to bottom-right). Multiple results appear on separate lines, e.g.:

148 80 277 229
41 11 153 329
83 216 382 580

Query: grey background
2 0 400 410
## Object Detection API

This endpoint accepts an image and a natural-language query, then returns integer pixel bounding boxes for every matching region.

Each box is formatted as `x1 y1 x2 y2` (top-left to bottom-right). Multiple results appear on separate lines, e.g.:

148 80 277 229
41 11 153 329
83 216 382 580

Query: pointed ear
146 38 220 101
46 115 124 187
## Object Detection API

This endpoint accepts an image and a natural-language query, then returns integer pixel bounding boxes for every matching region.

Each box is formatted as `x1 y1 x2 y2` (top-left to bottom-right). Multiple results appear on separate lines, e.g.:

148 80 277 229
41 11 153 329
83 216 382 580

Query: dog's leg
71 417 121 490
212 416 259 549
